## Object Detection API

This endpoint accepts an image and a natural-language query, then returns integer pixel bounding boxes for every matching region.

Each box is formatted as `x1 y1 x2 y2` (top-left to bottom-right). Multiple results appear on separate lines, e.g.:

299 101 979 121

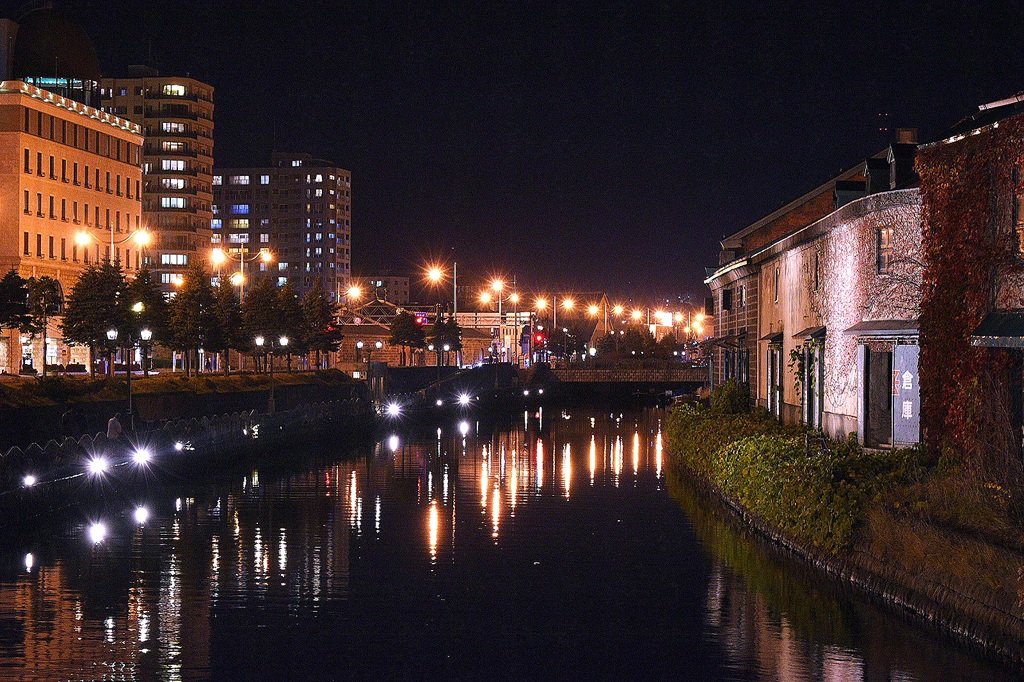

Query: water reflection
670 471 1018 682
0 408 1015 680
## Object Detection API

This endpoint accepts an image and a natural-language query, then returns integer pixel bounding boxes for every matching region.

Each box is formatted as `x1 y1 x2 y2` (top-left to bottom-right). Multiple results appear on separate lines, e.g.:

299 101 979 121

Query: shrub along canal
0 406 1016 680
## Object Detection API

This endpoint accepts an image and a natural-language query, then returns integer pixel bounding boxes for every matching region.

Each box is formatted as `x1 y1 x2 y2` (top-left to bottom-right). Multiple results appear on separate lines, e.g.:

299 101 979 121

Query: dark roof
793 325 826 339
12 7 101 81
938 96 1024 141
971 311 1024 348
843 319 919 337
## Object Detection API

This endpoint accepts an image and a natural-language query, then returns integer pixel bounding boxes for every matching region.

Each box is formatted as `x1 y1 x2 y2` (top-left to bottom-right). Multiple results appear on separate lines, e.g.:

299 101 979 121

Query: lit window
161 121 186 134
211 218 222 229
877 228 893 273
213 175 223 185
160 273 184 285
260 175 270 185
278 277 288 286
230 175 250 185
260 233 270 243
232 219 250 229
161 254 188 266
161 159 185 171
315 174 323 182
291 160 302 167
161 178 186 190
279 262 289 270
211 233 222 243
162 141 185 152
162 84 187 96
230 204 250 214
161 197 186 209
228 233 250 243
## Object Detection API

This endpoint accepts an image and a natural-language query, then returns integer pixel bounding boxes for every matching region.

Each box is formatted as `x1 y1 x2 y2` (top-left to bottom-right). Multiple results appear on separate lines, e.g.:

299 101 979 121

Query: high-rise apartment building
213 153 351 301
100 67 214 291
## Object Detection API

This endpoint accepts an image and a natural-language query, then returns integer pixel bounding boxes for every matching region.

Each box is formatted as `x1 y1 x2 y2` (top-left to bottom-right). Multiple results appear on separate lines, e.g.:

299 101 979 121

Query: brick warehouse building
706 130 921 444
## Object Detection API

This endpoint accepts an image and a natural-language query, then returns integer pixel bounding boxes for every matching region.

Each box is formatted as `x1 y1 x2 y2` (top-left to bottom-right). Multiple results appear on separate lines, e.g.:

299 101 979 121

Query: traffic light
534 332 546 346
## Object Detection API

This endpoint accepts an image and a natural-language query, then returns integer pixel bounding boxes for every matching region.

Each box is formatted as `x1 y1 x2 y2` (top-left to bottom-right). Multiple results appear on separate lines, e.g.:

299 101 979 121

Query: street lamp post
107 326 150 432
75 228 151 268
255 334 288 414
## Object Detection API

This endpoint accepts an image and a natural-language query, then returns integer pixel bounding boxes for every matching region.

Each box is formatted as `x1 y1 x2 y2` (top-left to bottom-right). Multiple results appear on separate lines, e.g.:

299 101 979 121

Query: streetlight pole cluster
254 334 288 414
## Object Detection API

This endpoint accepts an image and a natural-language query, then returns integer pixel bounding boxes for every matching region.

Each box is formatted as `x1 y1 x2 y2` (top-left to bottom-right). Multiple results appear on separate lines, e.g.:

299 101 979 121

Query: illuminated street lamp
346 284 363 312
424 262 458 314
255 334 289 414
76 228 151 268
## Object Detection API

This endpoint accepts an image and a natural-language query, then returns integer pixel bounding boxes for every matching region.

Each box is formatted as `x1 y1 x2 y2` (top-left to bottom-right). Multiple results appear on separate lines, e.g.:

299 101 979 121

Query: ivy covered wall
916 117 1024 483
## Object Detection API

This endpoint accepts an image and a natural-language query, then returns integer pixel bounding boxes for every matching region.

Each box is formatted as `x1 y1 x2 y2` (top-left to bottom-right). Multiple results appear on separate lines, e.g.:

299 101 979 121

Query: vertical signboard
892 344 920 445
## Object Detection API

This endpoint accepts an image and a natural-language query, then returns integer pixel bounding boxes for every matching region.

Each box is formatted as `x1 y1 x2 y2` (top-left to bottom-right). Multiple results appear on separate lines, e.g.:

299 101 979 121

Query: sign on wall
891 344 920 445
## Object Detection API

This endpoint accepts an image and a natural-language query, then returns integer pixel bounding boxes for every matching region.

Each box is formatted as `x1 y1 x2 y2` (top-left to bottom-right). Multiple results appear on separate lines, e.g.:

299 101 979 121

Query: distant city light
134 506 150 524
459 421 470 436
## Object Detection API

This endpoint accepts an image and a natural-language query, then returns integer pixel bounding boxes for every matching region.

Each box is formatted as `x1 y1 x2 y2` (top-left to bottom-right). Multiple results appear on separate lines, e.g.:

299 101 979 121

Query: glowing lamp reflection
132 448 151 465
134 506 150 524
22 474 37 487
87 457 108 476
458 421 470 436
89 522 107 544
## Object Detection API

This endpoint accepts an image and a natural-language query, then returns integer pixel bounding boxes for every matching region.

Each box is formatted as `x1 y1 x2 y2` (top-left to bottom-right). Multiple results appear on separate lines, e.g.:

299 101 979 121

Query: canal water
0 407 1017 680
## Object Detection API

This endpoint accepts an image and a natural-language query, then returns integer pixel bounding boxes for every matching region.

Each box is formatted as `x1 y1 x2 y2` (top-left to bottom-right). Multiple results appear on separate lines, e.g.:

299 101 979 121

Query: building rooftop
11 5 100 83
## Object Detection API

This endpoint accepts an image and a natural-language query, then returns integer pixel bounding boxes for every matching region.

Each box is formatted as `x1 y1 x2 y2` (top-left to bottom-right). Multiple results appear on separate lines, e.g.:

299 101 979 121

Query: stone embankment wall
0 379 366 450
679 467 1024 668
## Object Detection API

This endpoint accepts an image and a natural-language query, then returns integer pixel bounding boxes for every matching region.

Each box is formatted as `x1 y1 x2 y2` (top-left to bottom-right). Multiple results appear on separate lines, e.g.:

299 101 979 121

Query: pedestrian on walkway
107 412 123 441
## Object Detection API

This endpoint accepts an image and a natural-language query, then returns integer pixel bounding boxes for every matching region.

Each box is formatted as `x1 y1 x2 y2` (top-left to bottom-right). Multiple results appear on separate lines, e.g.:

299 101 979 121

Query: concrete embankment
0 398 376 514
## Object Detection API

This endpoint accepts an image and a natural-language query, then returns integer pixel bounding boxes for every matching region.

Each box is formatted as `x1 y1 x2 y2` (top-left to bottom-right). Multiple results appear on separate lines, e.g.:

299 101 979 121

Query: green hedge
667 399 927 553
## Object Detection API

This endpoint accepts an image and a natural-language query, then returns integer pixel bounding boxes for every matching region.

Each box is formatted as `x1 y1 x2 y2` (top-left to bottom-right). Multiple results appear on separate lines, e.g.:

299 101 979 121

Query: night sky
33 1 1024 300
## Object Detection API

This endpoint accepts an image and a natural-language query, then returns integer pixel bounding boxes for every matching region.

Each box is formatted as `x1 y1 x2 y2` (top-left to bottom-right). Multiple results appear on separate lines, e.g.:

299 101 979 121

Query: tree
60 262 127 376
0 270 30 331
242 276 282 371
427 315 462 365
303 278 343 369
389 310 425 366
168 264 218 376
212 282 244 374
125 267 169 376
620 328 656 359
24 277 62 376
278 283 306 371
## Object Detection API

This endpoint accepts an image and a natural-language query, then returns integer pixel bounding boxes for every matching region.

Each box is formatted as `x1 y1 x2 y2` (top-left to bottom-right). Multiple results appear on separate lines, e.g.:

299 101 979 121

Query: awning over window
971 311 1024 348
759 331 784 343
701 330 747 348
792 325 826 340
843 319 919 337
